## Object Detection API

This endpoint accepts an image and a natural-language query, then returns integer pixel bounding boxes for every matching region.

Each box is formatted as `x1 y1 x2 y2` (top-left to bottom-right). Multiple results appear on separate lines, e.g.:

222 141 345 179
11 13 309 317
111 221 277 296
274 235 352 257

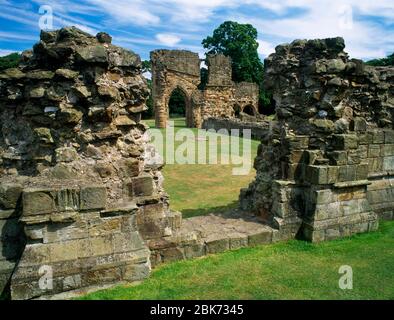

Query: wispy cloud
156 33 181 47
0 49 19 56
0 0 392 61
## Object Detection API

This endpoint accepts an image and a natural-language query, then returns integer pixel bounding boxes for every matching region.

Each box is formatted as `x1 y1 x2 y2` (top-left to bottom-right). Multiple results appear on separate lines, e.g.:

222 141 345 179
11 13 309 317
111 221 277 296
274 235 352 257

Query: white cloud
235 0 394 60
156 33 181 47
85 0 160 26
0 49 18 56
257 40 275 57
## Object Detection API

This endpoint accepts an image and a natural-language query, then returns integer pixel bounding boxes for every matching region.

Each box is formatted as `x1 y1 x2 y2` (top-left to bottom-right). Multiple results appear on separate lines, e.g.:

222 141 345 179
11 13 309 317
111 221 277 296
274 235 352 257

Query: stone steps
148 210 286 266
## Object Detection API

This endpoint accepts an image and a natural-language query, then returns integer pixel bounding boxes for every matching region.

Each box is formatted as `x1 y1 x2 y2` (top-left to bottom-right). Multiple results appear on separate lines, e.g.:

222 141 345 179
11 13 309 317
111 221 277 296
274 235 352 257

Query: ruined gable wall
240 37 393 242
0 28 180 299
151 50 260 127
150 50 201 128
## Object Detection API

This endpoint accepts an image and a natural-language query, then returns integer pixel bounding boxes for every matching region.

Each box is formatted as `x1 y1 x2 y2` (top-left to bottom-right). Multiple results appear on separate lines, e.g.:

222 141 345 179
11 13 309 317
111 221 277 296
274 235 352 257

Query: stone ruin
150 50 260 128
240 37 394 241
0 27 181 299
0 28 393 300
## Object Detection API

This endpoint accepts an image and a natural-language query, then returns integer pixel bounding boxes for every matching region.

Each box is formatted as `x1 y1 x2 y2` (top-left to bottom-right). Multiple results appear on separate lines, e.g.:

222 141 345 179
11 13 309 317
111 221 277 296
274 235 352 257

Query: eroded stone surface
0 27 178 299
240 37 393 241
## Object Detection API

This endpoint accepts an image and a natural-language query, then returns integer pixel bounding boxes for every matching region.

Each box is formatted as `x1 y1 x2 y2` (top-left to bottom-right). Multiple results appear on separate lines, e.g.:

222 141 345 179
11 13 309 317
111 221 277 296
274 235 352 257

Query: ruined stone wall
0 27 180 299
150 50 259 128
151 50 201 128
234 82 259 115
240 37 394 242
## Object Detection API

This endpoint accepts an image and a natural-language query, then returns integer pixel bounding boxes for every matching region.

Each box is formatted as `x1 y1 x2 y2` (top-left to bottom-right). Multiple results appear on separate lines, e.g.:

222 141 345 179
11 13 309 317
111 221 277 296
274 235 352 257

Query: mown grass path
144 118 259 218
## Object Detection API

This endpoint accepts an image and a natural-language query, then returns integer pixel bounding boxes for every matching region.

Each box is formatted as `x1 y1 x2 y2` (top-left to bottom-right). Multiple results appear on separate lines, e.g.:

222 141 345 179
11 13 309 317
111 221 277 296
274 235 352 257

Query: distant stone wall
202 117 270 140
150 50 201 128
150 50 259 128
0 27 180 299
240 37 394 242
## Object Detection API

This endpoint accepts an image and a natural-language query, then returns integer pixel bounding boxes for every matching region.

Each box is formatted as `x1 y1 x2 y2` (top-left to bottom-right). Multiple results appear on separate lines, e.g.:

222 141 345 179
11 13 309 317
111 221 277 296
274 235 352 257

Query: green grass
144 118 259 218
80 220 394 300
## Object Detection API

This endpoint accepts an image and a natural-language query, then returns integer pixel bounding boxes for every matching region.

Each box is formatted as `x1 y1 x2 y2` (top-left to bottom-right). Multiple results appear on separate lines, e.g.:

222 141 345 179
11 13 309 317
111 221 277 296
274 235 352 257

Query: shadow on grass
181 201 239 219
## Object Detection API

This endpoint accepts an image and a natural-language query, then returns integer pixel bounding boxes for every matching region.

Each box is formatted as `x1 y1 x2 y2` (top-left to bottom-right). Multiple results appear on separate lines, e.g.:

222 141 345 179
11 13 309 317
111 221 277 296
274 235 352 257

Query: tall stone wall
240 37 394 241
0 27 180 299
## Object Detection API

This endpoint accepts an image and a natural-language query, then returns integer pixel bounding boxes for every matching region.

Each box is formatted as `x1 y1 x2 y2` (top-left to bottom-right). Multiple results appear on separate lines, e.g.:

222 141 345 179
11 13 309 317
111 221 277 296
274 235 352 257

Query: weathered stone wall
150 50 259 128
240 37 394 242
0 27 180 299
151 50 201 128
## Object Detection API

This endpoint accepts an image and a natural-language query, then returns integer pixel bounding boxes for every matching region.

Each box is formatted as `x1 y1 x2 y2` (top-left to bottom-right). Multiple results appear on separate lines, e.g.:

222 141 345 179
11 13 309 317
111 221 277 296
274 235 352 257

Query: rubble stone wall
150 51 259 128
0 27 180 299
240 37 394 242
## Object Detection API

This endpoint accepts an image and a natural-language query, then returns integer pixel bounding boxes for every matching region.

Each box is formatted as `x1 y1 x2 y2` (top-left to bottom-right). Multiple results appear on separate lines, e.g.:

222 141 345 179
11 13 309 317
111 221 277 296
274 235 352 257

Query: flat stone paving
178 210 276 254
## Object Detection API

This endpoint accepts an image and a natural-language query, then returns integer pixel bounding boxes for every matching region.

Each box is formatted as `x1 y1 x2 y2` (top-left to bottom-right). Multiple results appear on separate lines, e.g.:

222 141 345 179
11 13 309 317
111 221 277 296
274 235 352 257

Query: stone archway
242 104 256 116
167 86 194 127
151 50 201 128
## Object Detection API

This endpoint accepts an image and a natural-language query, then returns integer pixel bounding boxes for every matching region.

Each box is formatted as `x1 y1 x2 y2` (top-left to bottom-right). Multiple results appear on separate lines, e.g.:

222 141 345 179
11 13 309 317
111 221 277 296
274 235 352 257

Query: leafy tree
366 53 394 66
0 52 21 71
168 88 186 116
201 21 271 111
142 60 151 73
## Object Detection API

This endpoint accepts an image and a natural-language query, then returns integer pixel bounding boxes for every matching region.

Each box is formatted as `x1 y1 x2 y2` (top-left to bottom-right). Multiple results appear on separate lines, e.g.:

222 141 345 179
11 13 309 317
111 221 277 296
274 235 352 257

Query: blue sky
0 0 393 61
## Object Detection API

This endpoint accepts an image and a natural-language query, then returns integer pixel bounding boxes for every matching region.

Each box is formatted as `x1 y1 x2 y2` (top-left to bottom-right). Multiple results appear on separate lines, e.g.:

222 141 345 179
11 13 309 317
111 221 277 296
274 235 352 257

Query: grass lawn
143 118 260 218
81 220 394 300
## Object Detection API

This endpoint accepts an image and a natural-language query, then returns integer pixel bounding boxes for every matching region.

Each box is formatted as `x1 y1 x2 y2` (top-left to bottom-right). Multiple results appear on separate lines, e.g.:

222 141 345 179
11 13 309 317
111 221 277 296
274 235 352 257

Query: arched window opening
234 104 241 118
242 105 255 116
169 87 187 118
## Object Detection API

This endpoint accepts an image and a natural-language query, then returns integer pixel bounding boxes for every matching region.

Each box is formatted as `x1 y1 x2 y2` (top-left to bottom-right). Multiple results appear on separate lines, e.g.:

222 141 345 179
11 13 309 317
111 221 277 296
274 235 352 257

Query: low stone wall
240 37 394 242
202 117 270 140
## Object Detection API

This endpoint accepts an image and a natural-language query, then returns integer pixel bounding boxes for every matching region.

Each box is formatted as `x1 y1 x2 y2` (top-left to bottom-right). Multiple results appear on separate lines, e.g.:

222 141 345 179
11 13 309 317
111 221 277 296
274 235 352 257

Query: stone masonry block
356 162 369 180
383 156 394 171
79 186 107 210
306 165 328 185
331 134 358 150
327 151 347 165
381 144 394 157
384 130 394 144
306 166 337 185
129 174 154 197
370 131 384 144
338 165 357 182
368 145 381 158
0 183 23 210
22 189 55 215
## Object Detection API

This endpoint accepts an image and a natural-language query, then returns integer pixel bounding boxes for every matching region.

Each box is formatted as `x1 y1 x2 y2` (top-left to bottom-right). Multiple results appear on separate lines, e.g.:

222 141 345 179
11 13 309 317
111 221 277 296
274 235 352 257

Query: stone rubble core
240 37 394 241
0 27 181 299
150 50 261 128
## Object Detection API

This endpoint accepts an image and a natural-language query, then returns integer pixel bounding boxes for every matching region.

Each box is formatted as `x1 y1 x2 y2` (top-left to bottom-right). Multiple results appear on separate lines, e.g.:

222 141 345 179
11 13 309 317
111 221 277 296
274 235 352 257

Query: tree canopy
202 21 263 84
201 21 271 110
0 52 21 71
366 53 394 67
